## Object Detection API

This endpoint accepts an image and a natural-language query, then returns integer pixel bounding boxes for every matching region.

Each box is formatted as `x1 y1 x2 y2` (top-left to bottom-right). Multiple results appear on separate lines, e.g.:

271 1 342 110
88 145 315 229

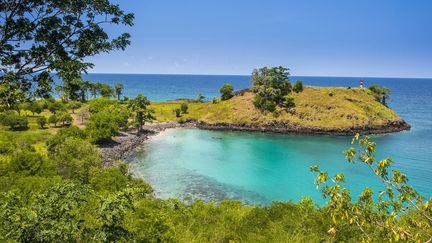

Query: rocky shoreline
100 119 410 164
193 119 411 136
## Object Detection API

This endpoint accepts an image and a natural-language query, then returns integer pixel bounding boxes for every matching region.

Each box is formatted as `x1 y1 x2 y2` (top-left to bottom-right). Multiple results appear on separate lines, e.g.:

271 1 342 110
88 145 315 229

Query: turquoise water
131 128 429 205
77 74 431 204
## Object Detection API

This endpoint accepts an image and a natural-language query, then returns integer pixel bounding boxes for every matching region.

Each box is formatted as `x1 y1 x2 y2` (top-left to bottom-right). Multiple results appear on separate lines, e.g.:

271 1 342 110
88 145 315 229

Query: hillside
150 87 409 134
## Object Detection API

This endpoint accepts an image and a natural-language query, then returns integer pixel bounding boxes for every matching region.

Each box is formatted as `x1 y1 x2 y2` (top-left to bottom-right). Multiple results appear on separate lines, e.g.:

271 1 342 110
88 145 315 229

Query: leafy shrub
173 108 181 117
27 101 43 115
293 80 303 93
48 114 58 127
48 101 66 114
57 112 73 126
46 126 87 153
180 103 188 114
283 95 295 108
0 112 28 130
87 98 118 113
85 110 119 143
67 101 81 113
36 117 47 129
220 83 234 100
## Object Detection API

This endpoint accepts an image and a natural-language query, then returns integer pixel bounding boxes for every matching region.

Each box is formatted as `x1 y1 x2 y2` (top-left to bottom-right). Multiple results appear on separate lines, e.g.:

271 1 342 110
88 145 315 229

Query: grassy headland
151 87 408 134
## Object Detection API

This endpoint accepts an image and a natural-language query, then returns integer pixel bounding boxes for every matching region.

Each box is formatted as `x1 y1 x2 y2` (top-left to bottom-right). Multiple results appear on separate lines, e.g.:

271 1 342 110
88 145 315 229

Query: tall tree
115 83 124 100
128 94 154 134
0 0 134 108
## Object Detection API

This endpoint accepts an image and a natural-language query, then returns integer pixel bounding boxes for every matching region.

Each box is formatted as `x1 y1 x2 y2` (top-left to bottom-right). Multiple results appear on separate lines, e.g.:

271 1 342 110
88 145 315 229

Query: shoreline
100 119 410 164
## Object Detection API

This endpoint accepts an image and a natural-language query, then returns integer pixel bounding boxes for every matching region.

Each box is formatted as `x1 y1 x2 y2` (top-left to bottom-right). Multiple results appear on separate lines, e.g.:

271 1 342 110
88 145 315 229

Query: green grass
150 87 401 129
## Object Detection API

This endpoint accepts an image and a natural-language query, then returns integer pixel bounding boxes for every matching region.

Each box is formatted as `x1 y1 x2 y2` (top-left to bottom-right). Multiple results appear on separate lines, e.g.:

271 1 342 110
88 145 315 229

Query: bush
67 101 81 113
264 100 277 112
283 95 295 108
85 110 119 143
48 101 66 114
173 108 181 118
36 117 47 129
46 126 87 153
0 112 29 130
220 83 234 100
293 80 303 93
87 98 118 113
27 101 43 115
48 114 58 127
58 112 73 126
180 103 188 114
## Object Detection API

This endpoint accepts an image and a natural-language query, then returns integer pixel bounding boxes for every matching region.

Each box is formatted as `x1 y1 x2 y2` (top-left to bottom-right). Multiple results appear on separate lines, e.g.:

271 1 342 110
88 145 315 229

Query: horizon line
83 72 432 80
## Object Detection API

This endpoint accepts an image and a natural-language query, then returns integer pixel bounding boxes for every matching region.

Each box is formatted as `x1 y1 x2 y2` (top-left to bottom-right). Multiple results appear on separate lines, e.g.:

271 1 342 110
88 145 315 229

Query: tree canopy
0 0 134 109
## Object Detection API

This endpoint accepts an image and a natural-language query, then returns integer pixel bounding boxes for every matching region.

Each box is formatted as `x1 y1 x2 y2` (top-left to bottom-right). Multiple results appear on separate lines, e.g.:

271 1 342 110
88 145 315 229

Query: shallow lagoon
131 128 431 205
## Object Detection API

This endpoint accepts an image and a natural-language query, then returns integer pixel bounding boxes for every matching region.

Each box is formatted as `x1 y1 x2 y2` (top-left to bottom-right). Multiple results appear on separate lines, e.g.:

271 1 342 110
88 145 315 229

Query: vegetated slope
151 87 405 130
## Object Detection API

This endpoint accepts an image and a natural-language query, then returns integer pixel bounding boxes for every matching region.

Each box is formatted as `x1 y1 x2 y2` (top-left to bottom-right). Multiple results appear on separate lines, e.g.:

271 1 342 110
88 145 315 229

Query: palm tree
115 83 124 100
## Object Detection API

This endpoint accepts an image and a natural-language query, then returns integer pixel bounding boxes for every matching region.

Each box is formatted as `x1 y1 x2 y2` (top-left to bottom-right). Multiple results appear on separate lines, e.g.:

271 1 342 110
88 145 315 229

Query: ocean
81 73 432 204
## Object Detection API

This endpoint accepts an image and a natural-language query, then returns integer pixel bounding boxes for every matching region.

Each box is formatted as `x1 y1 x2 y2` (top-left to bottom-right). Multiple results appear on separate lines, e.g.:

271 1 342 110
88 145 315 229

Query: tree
67 101 81 114
180 103 189 114
86 111 119 143
48 101 66 114
369 85 391 106
48 114 58 127
220 84 234 100
0 111 28 130
100 84 114 98
293 81 304 93
36 117 47 129
58 112 73 126
0 0 134 109
251 66 292 111
128 94 155 133
27 101 43 116
115 83 124 100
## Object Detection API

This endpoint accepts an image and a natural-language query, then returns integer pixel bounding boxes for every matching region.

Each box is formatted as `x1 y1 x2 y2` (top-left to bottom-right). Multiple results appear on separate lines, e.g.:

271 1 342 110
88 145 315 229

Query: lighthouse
360 80 364 88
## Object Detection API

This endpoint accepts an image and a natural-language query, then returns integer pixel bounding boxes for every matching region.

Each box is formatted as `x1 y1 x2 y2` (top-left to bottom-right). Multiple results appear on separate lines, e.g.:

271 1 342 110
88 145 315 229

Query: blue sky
88 0 432 77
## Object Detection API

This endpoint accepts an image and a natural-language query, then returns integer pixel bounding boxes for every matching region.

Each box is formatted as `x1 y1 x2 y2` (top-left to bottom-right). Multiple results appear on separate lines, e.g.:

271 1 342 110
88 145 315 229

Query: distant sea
79 73 432 204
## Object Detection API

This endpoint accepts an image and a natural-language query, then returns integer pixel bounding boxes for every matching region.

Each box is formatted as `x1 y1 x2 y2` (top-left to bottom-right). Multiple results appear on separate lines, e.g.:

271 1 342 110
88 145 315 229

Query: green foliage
180 103 189 114
0 0 133 107
87 98 118 113
48 101 66 114
196 93 205 103
48 114 58 127
220 83 234 100
293 80 304 93
57 112 73 126
67 101 82 113
49 138 101 183
369 85 391 106
36 116 47 129
85 110 120 143
100 84 115 98
128 94 155 133
46 126 87 153
0 111 29 130
251 66 296 111
311 135 432 241
283 94 295 108
173 108 181 117
115 83 124 100
26 101 43 115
